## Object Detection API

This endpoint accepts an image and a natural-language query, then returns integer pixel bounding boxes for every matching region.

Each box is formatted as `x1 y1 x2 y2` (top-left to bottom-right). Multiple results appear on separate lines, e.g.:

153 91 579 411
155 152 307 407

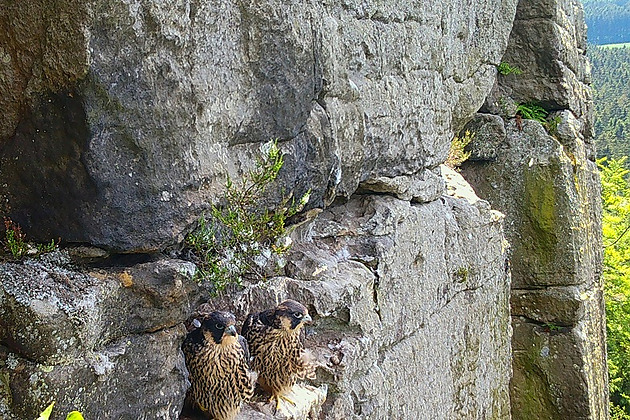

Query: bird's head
200 311 239 345
274 300 312 331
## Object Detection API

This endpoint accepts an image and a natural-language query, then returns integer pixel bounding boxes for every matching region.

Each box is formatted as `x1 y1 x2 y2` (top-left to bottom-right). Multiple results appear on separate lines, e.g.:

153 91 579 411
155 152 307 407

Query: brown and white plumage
241 300 316 410
182 310 255 420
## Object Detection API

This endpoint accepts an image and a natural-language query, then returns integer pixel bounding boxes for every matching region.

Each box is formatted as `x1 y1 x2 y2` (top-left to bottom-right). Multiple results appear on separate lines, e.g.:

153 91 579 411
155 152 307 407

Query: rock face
0 0 516 251
463 118 607 420
461 0 608 417
0 171 512 420
249 182 511 419
0 0 608 419
0 254 196 419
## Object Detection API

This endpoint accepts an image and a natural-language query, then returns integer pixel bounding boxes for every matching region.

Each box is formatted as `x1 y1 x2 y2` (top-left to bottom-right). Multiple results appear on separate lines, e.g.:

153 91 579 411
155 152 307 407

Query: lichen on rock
0 0 608 418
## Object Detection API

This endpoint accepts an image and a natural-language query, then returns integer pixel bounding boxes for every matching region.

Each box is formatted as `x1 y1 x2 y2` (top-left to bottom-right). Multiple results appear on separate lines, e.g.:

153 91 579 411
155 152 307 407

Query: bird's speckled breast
251 329 303 395
186 341 250 420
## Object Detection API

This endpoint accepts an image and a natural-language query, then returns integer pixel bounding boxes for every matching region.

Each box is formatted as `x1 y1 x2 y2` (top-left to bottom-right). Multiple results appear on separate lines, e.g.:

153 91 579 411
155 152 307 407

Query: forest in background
583 0 630 44
589 45 630 160
599 157 630 419
585 1 630 418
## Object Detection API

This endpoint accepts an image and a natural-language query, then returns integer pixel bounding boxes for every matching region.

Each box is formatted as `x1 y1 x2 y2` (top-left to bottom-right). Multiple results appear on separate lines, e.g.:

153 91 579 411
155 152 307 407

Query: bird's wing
182 328 204 356
238 334 251 366
235 348 256 401
241 313 255 340
296 348 318 380
242 309 275 339
257 309 275 327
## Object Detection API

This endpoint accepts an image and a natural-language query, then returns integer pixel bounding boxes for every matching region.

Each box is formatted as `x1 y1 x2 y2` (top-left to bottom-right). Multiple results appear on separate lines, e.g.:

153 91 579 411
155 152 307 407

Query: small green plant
37 240 57 254
497 62 523 76
543 322 563 332
454 267 469 283
517 102 548 123
446 130 474 170
4 218 28 259
544 115 562 136
38 402 84 420
3 218 58 260
184 140 309 293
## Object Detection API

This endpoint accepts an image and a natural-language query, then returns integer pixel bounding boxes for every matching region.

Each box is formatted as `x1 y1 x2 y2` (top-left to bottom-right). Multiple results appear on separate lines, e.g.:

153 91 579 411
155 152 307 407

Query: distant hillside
588 45 630 159
583 0 630 44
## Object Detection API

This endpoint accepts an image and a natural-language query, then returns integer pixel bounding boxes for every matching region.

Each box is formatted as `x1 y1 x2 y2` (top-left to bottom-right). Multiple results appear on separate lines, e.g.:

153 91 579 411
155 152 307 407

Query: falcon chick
241 299 316 411
182 310 255 420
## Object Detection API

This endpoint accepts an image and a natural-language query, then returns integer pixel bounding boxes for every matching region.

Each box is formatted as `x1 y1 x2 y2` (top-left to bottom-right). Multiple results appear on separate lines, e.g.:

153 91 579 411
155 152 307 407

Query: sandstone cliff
0 0 606 419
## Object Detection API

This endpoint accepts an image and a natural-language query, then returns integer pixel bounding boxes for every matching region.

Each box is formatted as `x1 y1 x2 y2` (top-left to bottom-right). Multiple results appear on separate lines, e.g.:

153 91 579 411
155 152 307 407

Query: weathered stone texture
0 171 512 419
463 115 606 419
462 0 608 409
0 0 608 418
0 0 517 251
491 0 591 118
0 254 196 419
510 300 606 420
465 118 599 289
0 0 89 138
206 173 513 420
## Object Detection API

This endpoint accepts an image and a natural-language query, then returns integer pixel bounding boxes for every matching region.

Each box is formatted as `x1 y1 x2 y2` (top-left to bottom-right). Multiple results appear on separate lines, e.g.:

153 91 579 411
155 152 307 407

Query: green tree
583 0 630 44
599 156 630 416
589 45 630 163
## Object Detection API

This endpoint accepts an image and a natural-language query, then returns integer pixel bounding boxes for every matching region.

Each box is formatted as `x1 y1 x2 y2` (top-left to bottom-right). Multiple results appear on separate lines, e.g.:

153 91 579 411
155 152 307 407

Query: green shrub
517 102 549 123
599 157 630 416
446 130 474 170
612 402 630 420
497 62 523 76
184 140 308 293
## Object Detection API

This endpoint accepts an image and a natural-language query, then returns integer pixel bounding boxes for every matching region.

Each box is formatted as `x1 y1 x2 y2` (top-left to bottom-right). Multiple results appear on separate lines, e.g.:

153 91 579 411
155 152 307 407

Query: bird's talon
280 395 296 406
270 394 295 413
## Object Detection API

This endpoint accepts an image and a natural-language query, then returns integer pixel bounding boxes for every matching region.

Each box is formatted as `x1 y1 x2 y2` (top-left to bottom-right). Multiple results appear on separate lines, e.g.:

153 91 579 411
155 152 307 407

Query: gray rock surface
214 174 512 419
0 0 609 418
463 116 607 419
359 168 445 203
0 171 513 420
0 253 196 419
462 0 608 409
489 0 592 119
238 385 328 420
0 0 517 251
1 327 187 420
462 114 507 162
465 119 597 289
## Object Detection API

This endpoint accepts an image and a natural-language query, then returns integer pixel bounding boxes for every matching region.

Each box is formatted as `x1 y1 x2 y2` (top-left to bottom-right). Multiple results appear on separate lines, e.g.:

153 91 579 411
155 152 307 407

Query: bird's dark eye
216 324 225 330
293 312 303 319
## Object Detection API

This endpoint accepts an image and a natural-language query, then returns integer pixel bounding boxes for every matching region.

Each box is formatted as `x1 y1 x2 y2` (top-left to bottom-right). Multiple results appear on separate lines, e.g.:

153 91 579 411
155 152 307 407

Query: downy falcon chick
182 310 255 420
241 299 316 410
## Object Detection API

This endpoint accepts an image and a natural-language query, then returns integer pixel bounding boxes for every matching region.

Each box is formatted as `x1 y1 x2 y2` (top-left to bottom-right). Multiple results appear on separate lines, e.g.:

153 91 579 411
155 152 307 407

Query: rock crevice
461 0 607 417
0 0 608 418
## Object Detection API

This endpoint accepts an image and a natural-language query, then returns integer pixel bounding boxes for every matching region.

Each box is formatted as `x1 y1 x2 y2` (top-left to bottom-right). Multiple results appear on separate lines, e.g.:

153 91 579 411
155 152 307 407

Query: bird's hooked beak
225 325 238 337
303 314 313 324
